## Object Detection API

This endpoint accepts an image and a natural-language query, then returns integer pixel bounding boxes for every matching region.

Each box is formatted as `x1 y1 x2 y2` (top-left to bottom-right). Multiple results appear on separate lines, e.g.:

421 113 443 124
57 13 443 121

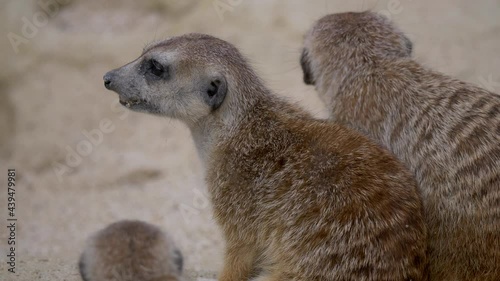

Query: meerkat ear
403 35 413 56
204 76 227 111
300 49 315 85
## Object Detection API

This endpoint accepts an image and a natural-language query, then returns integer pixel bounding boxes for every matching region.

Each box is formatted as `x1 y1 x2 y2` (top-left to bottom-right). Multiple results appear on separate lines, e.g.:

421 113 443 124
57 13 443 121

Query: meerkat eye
150 59 164 77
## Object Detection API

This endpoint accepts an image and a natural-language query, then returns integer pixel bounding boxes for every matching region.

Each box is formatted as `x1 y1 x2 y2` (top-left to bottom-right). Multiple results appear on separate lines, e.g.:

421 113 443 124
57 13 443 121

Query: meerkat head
300 11 413 86
103 33 251 125
79 220 183 281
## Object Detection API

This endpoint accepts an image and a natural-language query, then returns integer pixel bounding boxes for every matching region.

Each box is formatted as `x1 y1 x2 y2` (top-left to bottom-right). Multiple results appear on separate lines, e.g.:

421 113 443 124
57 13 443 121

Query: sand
0 0 499 280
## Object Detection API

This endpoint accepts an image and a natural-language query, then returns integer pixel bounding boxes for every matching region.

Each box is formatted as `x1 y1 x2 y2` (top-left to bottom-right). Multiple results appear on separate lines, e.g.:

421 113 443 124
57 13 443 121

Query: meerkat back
79 220 183 281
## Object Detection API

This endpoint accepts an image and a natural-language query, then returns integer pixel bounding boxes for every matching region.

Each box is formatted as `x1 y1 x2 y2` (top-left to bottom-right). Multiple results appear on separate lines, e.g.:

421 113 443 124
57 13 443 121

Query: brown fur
301 11 500 281
104 34 428 281
79 220 183 281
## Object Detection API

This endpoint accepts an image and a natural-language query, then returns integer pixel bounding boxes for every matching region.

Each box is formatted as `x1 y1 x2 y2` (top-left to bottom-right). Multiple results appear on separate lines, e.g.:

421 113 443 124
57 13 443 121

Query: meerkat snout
102 34 229 123
79 220 183 281
103 72 114 90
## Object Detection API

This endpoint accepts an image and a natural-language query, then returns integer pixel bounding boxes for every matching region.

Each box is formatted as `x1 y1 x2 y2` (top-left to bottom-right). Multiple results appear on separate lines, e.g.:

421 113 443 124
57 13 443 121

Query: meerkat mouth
119 97 145 108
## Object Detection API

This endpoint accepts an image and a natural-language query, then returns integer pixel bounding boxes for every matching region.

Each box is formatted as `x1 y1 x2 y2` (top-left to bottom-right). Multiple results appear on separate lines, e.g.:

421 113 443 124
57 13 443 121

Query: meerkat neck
317 67 349 102
316 51 376 101
188 79 272 164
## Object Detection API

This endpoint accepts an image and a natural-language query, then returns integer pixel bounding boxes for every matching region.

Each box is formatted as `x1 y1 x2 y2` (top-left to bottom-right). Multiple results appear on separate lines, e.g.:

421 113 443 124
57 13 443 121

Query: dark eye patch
150 59 164 76
142 58 169 79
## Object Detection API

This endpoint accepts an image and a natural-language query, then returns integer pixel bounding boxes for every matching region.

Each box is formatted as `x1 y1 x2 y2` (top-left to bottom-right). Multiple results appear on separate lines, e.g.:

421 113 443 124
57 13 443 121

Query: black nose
103 72 113 89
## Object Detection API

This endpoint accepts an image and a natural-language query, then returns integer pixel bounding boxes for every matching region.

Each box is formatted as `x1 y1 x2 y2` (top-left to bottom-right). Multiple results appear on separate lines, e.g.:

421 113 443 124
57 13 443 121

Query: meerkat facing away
300 11 500 281
79 220 183 281
103 33 428 281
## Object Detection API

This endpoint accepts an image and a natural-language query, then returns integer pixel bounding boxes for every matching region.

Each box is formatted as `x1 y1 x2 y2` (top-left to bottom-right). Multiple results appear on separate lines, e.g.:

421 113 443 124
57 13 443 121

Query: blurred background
0 0 499 280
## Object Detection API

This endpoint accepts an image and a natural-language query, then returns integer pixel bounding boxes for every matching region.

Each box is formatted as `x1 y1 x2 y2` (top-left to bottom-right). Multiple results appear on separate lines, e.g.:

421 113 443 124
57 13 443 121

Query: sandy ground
0 0 499 280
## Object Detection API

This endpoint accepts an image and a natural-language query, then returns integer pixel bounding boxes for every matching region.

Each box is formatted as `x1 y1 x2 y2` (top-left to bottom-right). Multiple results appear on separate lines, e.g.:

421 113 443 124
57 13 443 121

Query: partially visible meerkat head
300 11 413 86
103 33 261 125
79 220 183 281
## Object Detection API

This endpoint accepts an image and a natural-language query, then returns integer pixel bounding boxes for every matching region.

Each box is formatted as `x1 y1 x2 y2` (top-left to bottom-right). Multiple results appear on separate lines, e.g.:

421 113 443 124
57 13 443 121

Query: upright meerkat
300 11 500 281
103 33 428 281
79 220 184 281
